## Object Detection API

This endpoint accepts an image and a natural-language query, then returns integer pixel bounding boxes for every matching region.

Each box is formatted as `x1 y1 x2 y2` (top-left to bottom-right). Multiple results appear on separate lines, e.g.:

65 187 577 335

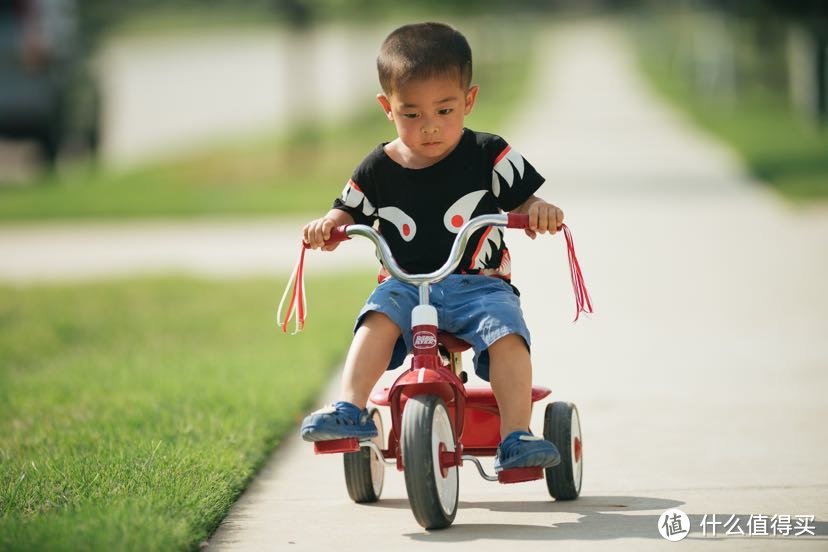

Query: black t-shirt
332 128 545 280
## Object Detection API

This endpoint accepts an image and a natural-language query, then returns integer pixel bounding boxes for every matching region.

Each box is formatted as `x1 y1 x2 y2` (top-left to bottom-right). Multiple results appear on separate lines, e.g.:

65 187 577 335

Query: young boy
300 22 563 471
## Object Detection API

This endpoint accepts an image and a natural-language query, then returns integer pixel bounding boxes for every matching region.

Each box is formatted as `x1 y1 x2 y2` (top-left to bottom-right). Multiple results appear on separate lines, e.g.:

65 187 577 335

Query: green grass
0 272 375 551
630 21 828 201
0 30 537 221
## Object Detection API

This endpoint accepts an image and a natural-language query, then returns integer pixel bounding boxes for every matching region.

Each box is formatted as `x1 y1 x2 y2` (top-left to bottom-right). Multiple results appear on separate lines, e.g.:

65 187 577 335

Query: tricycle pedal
313 438 359 454
497 466 544 484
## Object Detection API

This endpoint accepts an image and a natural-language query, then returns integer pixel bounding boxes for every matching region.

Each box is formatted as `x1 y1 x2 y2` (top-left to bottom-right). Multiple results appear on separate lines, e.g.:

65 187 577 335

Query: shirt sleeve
488 135 545 211
331 156 378 226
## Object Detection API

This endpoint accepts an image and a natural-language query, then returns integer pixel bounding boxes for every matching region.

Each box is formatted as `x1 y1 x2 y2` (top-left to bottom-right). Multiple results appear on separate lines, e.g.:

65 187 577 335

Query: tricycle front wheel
402 395 459 529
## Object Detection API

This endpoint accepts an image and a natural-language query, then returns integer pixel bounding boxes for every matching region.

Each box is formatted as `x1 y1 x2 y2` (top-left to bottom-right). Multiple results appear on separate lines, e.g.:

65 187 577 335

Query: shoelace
277 224 593 332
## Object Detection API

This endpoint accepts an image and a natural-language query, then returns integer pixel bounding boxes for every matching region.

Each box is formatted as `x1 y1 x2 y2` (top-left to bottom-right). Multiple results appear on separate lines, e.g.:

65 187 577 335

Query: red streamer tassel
276 242 308 334
560 224 593 322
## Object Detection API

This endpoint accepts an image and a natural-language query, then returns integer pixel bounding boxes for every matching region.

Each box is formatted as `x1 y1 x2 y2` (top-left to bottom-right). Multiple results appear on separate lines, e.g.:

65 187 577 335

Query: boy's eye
402 113 419 119
438 108 453 115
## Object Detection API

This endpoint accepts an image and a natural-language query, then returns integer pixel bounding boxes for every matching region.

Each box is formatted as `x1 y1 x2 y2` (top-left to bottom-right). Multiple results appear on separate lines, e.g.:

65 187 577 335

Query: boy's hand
516 196 564 239
303 217 341 251
303 209 355 251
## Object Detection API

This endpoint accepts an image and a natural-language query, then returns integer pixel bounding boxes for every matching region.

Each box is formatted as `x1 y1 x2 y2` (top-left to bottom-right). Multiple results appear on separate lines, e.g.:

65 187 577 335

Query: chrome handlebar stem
344 214 509 288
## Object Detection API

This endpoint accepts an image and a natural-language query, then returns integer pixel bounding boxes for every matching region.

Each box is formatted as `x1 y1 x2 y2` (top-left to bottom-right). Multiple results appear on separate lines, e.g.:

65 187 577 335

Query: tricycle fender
387 366 467 449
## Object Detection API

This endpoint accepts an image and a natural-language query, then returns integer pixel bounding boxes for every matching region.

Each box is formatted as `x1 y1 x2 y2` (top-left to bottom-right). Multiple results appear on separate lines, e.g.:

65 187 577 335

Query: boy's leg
301 311 400 442
488 333 533 438
488 333 560 471
439 275 560 470
340 311 401 408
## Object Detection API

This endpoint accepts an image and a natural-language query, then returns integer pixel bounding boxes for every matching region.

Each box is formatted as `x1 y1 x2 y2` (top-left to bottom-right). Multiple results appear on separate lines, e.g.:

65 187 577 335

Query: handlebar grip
327 225 351 244
507 213 530 229
507 213 565 232
303 225 351 249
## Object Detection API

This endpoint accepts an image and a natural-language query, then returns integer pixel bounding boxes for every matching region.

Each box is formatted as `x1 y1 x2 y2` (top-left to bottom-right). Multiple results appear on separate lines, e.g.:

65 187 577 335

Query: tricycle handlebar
322 213 528 286
280 212 591 333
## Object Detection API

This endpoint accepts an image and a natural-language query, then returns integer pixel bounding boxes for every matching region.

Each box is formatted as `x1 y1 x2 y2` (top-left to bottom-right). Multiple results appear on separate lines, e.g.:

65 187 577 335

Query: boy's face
378 76 478 166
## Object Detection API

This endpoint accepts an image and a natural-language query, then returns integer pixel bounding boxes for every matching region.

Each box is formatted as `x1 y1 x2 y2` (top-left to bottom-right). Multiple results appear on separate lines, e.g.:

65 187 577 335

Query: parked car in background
0 0 99 168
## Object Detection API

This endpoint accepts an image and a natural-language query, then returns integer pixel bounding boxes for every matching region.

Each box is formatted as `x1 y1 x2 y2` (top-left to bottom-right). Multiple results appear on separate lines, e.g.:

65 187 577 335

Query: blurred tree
763 0 827 125
275 0 312 28
706 0 827 125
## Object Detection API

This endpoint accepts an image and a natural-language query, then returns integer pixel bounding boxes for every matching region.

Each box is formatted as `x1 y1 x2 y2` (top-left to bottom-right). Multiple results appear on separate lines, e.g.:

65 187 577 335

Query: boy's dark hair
377 22 472 94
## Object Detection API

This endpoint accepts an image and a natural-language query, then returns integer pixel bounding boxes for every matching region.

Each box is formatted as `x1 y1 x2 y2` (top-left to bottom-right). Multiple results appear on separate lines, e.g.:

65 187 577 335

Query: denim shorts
354 274 531 381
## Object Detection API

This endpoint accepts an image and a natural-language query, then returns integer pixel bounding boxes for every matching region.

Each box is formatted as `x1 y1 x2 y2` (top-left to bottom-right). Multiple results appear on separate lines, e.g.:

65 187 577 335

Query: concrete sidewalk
207 21 827 551
0 217 376 282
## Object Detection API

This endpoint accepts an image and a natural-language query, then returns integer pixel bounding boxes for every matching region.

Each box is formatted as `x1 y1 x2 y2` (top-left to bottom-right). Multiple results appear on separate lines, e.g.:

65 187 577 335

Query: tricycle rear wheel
402 395 459 529
343 407 385 503
543 401 583 500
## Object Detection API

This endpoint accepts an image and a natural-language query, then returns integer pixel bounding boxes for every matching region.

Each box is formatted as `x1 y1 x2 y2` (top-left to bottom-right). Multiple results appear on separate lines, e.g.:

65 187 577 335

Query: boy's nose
421 124 439 135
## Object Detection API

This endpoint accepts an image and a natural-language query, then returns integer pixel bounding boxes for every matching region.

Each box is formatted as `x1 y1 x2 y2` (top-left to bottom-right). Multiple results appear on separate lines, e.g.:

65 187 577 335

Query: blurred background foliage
0 0 544 217
85 0 827 201
633 0 828 198
1 0 826 201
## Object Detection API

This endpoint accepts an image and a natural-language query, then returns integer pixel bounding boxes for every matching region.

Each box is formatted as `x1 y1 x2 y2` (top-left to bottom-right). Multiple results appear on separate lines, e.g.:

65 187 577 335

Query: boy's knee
360 311 402 339
489 333 529 357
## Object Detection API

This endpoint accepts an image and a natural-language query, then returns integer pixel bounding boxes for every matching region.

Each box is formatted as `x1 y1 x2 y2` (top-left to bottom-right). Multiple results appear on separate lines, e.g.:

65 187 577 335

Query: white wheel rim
571 407 582 492
370 410 384 494
431 404 458 516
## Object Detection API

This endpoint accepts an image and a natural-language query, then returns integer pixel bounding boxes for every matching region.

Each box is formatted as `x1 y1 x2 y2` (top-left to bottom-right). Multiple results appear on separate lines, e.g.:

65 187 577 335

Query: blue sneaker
494 431 561 472
300 401 378 442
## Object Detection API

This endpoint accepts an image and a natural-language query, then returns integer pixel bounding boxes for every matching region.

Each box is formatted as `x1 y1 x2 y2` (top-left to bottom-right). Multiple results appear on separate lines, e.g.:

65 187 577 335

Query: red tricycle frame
289 212 587 530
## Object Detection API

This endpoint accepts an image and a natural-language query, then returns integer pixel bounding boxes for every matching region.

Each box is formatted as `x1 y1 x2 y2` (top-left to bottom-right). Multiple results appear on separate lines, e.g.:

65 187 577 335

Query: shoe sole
301 425 378 442
495 450 562 472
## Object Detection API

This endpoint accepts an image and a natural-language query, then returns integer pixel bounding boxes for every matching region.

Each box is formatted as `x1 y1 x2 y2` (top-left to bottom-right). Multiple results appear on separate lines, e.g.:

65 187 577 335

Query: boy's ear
377 94 394 121
464 85 479 115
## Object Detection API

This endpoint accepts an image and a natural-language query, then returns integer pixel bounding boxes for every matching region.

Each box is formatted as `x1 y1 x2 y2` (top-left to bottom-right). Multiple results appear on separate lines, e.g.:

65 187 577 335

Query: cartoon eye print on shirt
491 146 525 198
378 206 417 241
443 190 488 234
340 179 376 217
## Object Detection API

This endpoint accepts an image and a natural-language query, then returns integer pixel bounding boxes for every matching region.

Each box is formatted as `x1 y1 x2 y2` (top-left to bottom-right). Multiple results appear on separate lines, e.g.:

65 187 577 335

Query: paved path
0 217 375 282
207 21 828 550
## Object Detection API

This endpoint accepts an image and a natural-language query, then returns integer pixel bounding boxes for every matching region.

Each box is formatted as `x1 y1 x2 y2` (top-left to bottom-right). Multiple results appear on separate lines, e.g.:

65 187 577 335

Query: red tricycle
280 212 588 530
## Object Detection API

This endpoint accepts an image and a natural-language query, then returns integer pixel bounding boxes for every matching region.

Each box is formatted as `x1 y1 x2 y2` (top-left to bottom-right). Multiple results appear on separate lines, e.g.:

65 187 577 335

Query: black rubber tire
343 408 384 503
402 395 458 529
543 401 583 500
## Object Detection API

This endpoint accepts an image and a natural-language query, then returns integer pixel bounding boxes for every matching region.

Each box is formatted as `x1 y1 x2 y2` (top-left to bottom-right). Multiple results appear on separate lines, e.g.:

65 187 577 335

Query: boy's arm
511 195 564 239
303 208 355 251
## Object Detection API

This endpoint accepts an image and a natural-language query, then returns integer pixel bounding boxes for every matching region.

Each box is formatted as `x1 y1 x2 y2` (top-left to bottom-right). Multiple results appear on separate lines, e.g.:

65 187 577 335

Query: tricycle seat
438 331 472 353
